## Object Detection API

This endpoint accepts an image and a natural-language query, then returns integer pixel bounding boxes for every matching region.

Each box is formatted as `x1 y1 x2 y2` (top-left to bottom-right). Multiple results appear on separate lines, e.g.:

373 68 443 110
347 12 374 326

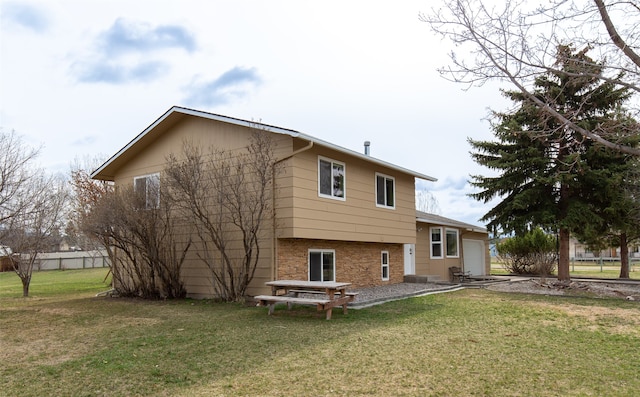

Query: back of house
92 106 487 298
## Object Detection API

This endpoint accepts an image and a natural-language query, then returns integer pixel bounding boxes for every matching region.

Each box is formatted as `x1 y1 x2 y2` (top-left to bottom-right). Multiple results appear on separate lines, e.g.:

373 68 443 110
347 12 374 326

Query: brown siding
277 238 403 288
415 224 489 281
110 116 293 299
276 144 417 244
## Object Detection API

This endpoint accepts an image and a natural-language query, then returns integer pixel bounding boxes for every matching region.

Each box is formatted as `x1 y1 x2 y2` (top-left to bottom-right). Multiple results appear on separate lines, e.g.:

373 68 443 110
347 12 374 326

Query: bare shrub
165 129 278 302
84 181 191 299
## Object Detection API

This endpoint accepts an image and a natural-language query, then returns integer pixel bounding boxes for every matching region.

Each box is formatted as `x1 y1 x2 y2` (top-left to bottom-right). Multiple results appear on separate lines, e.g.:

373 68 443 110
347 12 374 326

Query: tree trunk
22 277 30 297
619 233 630 279
557 227 571 281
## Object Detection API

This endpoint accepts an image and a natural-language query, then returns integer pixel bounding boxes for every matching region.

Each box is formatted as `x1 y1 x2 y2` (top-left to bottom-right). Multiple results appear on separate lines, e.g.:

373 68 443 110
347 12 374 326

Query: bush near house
497 228 557 275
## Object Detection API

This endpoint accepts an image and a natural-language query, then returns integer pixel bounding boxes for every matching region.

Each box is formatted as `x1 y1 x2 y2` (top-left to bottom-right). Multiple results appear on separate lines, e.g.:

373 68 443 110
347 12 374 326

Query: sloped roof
416 210 487 234
91 106 438 182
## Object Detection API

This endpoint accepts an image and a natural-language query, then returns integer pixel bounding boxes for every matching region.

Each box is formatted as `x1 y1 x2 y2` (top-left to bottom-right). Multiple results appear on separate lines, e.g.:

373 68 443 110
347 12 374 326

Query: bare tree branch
422 0 640 155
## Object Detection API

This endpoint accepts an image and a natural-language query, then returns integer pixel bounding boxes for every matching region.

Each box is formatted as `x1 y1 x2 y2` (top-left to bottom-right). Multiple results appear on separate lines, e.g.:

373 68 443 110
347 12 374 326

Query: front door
403 244 415 275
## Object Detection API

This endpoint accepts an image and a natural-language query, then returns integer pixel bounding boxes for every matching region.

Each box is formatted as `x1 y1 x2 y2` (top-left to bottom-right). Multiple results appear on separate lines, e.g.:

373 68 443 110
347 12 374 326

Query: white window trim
375 172 396 209
318 156 346 201
430 227 443 259
133 173 160 209
307 249 336 282
446 228 460 258
381 251 390 281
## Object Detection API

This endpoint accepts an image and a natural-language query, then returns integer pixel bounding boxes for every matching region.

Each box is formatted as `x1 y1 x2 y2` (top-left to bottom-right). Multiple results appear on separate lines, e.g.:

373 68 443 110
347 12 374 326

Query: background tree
574 145 640 278
165 130 278 302
0 130 40 229
0 129 70 296
423 0 640 155
416 189 441 214
68 156 113 252
469 46 637 281
5 174 68 296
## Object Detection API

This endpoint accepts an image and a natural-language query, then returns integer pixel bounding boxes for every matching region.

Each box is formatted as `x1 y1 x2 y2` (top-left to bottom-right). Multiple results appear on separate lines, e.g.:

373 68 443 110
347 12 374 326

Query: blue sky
0 0 507 226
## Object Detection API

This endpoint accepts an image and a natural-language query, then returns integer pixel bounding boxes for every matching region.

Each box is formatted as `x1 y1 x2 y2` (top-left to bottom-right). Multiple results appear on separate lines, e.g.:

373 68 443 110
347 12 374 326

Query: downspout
271 140 314 281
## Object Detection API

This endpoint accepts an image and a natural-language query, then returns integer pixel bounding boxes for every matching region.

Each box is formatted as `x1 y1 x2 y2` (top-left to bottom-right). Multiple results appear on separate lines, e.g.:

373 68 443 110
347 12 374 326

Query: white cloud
69 18 196 84
1 2 49 33
0 0 511 228
183 67 262 107
98 18 196 56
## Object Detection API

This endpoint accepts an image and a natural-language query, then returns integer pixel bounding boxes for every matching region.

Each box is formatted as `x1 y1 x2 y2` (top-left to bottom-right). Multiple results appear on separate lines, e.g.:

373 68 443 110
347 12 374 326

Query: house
569 237 640 261
92 106 489 298
412 212 490 281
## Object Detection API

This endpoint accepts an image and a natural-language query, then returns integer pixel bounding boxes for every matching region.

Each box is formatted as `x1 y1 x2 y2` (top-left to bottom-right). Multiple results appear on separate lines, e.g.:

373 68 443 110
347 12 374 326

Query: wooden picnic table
255 280 356 320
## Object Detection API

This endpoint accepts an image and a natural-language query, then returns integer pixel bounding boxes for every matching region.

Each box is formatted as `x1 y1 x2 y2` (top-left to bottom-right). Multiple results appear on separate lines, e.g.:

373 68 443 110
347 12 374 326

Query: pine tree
469 46 638 281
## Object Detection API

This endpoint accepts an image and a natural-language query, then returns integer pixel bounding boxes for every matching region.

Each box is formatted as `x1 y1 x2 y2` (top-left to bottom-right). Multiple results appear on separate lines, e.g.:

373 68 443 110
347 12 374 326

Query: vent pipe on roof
364 141 370 156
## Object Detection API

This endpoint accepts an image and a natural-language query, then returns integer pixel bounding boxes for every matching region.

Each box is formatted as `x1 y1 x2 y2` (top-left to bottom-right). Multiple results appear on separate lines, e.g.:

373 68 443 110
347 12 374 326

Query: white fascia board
416 216 487 233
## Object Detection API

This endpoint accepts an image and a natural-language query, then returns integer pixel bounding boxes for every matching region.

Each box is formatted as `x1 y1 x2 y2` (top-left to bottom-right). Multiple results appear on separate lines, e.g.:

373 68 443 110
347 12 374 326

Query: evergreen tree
469 46 638 281
577 137 640 279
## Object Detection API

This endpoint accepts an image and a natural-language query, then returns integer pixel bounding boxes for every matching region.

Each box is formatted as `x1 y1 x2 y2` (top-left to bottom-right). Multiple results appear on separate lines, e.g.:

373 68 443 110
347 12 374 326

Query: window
308 249 335 282
381 251 390 281
134 173 160 209
430 227 442 258
375 173 395 208
318 157 345 200
446 228 459 257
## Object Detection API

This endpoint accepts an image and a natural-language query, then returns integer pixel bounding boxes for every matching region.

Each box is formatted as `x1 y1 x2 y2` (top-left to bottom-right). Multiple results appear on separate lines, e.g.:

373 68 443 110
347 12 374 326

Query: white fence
35 250 110 271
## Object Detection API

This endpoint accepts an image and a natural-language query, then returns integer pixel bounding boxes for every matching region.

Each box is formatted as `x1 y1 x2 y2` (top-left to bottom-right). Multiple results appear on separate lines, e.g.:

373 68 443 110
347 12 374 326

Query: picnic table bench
255 280 357 320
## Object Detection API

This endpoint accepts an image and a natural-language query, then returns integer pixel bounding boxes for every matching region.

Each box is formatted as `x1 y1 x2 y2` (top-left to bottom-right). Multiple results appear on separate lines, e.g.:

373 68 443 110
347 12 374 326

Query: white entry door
462 239 485 276
403 244 415 275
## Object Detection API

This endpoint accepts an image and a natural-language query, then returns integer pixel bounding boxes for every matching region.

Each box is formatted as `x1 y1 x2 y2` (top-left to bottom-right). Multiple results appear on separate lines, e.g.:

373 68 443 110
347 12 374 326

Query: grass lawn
1 269 639 396
491 262 640 280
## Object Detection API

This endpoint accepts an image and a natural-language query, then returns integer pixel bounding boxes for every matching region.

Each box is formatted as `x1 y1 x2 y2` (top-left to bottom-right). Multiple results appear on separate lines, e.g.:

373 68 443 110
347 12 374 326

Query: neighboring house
92 106 488 297
569 238 640 261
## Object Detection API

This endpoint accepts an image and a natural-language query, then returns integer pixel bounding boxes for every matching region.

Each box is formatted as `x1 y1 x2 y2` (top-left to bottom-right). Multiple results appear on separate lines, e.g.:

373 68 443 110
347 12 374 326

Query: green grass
491 262 640 280
0 267 111 299
1 269 640 396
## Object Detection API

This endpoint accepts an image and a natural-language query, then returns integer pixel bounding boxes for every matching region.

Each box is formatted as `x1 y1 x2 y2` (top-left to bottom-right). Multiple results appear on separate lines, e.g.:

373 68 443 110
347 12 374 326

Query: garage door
463 239 485 276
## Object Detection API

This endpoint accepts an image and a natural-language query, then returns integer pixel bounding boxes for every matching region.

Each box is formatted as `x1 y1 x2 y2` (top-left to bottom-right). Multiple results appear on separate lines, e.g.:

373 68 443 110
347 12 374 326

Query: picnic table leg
325 307 332 320
268 303 275 315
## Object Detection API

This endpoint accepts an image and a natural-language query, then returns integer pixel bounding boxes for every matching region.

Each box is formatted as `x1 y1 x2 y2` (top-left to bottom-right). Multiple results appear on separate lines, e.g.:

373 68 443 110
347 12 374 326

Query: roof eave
91 106 438 182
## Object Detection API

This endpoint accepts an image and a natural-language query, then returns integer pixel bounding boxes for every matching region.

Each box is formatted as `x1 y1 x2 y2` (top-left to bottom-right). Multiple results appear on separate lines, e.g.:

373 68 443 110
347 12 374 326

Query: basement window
381 251 390 281
308 249 335 282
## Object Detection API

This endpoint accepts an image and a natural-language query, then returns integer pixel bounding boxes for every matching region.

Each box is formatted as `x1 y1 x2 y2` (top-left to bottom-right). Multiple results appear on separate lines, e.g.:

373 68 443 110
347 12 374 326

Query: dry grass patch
530 301 640 336
2 270 640 396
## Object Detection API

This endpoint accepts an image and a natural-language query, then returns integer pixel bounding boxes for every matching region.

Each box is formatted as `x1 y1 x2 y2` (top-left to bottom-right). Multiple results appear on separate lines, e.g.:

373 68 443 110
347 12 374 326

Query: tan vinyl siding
414 225 489 280
111 116 291 298
276 144 417 244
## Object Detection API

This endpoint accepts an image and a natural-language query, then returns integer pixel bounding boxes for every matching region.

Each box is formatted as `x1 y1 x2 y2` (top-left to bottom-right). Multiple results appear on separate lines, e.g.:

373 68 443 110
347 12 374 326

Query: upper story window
430 227 442 259
375 173 395 209
134 173 160 209
446 228 459 257
318 157 345 200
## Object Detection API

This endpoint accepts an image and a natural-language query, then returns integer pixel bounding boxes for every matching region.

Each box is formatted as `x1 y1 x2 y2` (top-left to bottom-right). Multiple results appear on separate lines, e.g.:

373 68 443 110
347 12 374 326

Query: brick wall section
277 238 404 288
